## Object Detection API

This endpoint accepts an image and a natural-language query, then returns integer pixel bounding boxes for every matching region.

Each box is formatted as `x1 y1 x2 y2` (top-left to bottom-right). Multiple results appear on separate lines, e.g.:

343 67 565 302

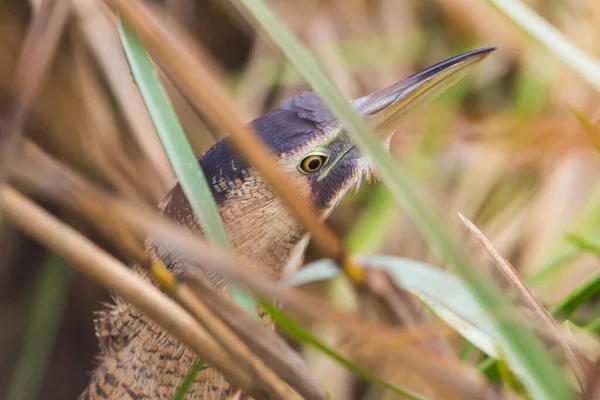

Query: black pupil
307 158 321 170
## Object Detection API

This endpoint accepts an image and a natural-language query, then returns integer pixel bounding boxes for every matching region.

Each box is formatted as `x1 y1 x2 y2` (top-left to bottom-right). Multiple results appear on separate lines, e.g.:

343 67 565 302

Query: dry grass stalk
69 40 163 205
71 0 175 189
183 271 328 400
338 319 453 358
174 284 302 400
104 0 346 263
350 347 512 400
458 214 555 325
0 0 69 186
458 213 599 394
0 186 261 395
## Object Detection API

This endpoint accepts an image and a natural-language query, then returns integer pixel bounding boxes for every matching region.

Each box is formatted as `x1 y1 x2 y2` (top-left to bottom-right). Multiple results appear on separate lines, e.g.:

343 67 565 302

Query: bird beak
350 47 496 138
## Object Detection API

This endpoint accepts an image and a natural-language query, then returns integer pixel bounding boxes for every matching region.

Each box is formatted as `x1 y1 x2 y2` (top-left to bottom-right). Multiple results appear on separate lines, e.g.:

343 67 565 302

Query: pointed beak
351 47 496 138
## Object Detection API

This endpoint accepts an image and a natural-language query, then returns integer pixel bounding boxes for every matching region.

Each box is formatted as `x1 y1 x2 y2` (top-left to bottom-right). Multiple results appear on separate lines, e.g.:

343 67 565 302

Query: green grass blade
118 17 257 318
233 1 570 398
486 0 600 91
289 257 499 361
260 300 430 400
172 359 204 400
7 256 73 400
549 235 600 317
119 18 229 249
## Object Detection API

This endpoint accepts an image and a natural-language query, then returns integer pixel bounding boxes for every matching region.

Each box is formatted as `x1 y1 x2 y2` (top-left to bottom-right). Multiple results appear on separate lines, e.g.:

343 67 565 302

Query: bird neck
158 171 307 282
216 172 308 279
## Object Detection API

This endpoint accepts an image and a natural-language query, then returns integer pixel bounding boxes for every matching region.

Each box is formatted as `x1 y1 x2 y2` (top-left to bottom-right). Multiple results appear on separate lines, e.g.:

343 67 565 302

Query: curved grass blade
260 300 430 400
233 1 570 398
118 17 256 317
118 18 228 249
288 258 500 359
486 0 600 91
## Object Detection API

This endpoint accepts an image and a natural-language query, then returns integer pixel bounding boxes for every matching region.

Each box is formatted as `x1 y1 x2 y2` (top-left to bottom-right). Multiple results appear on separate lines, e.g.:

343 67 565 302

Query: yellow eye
299 154 327 174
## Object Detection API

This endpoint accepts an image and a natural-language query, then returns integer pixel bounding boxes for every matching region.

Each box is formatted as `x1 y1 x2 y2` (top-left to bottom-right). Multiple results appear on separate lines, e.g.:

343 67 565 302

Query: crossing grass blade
118 17 256 317
232 2 572 398
486 0 600 91
288 258 501 361
118 18 228 249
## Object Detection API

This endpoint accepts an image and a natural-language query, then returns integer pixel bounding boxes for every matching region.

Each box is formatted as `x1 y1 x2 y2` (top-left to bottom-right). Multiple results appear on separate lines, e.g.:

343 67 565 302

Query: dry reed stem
338 319 453 356
0 186 260 395
105 0 346 263
183 271 328 400
458 213 598 393
175 285 303 400
69 38 162 205
71 0 174 189
0 0 69 187
348 346 512 400
459 214 554 324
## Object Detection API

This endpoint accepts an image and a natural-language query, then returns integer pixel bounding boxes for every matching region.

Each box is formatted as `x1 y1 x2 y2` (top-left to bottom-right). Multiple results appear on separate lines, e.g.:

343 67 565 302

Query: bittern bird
81 47 495 399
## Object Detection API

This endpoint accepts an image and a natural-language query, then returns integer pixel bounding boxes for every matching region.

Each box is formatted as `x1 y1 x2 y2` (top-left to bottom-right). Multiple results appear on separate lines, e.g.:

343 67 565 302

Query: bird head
158 47 494 277
238 47 496 215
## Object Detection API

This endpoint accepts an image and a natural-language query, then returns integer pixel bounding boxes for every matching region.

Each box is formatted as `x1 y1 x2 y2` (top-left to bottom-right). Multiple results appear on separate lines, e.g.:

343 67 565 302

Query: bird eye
299 153 327 174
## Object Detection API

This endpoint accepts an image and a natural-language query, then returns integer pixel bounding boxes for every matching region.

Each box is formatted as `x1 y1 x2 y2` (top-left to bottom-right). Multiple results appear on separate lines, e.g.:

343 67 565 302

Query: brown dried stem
0 0 69 187
183 271 328 400
71 0 175 189
175 284 302 400
458 213 597 393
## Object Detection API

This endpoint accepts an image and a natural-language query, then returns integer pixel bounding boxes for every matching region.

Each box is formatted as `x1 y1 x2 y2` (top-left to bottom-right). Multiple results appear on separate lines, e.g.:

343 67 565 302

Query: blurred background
1 0 600 398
